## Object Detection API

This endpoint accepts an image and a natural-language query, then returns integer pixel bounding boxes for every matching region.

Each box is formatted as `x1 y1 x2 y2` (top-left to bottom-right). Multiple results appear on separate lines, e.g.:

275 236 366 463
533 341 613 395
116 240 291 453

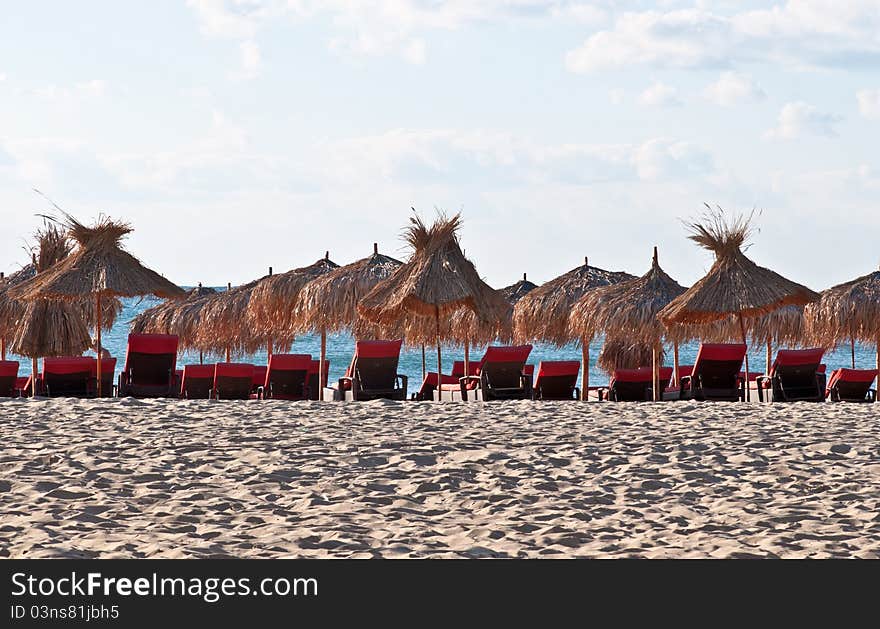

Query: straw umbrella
9 215 184 396
597 337 666 373
287 244 402 399
0 264 36 361
513 257 634 400
130 283 217 363
358 213 509 398
569 247 686 400
804 266 880 391
657 209 819 400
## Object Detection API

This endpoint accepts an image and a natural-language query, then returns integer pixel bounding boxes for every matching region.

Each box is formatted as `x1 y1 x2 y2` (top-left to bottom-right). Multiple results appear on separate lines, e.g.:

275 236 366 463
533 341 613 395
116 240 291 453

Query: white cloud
0 72 6 82
566 2 880 73
608 89 624 104
236 40 262 79
704 72 765 105
764 101 841 140
857 89 880 120
639 81 681 107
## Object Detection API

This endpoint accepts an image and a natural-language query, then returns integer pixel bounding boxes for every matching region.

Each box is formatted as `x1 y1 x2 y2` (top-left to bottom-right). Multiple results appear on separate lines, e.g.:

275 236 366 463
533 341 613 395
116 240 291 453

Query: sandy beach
1 398 878 559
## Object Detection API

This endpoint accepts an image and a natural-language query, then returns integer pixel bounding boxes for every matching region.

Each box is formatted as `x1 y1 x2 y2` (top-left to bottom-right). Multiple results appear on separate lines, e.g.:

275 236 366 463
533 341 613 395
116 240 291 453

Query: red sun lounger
600 366 673 402
663 343 746 401
260 354 312 400
91 356 117 397
213 363 255 400
756 348 826 402
180 364 215 399
118 334 179 398
532 360 581 400
251 366 267 396
438 345 533 401
328 340 407 401
413 372 459 401
826 368 876 402
41 357 96 398
0 360 19 397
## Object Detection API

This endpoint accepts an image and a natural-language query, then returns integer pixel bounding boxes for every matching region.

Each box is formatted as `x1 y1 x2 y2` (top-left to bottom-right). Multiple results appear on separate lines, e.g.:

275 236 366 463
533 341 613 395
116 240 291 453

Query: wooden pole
226 282 232 363
651 342 659 401
581 336 589 401
876 340 879 403
199 351 203 365
267 267 273 360
1 337 5 361
766 340 772 375
464 339 469 379
673 341 680 388
421 344 426 380
435 307 442 402
96 293 103 397
319 327 326 401
738 312 749 402
851 337 856 369
31 358 37 397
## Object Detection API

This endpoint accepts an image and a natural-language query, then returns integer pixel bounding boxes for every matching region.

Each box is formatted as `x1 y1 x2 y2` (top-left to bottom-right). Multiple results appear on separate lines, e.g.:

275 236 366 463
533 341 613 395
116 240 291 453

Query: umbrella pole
225 347 230 363
421 344 426 380
673 341 680 388
464 339 469 378
766 340 772 375
319 327 326 401
1 337 5 361
267 339 273 359
738 312 749 402
651 342 658 401
96 293 103 398
851 337 856 369
31 358 37 397
581 336 589 401
436 307 442 402
199 351 203 365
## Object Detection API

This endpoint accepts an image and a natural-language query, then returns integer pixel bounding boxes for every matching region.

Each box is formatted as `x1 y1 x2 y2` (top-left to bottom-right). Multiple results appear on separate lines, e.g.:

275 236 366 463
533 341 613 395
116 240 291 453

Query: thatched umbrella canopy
286 245 401 398
804 267 880 375
245 254 340 341
9 214 184 395
658 208 819 399
597 336 666 374
0 264 35 360
358 213 509 392
513 257 634 399
569 247 686 398
130 284 217 360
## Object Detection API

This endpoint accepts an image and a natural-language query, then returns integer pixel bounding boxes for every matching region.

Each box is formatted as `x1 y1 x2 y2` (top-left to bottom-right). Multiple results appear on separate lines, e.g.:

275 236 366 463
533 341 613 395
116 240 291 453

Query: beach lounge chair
251 365 267 396
118 334 179 398
213 363 255 399
599 366 672 401
437 345 533 401
91 357 116 398
308 359 329 400
260 354 311 400
326 340 407 401
41 357 95 397
826 368 876 402
756 348 826 402
180 364 215 399
0 360 19 397
663 343 746 401
413 372 459 401
532 360 581 400
13 376 29 397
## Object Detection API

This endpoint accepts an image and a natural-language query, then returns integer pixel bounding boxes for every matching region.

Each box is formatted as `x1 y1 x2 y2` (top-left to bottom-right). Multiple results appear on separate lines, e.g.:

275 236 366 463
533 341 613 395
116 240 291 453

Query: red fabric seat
334 340 406 401
181 364 215 398
0 360 20 397
120 334 179 398
262 354 312 400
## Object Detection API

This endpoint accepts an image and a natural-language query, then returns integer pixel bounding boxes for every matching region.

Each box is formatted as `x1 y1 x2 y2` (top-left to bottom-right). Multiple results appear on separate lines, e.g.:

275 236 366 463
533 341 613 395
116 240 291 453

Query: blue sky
1 1 879 291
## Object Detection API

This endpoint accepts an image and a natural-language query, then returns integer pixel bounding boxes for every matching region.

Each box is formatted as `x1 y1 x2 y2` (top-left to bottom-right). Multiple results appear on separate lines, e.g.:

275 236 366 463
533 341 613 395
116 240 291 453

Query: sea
7 290 877 388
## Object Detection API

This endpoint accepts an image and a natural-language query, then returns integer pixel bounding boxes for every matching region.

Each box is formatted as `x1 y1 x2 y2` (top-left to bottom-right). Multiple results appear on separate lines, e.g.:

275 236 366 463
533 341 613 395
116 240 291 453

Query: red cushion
268 354 312 371
91 357 116 375
451 360 481 378
308 359 329 375
354 339 403 359
535 360 580 379
182 364 215 379
214 363 255 379
770 348 824 376
0 360 20 377
42 357 94 376
695 343 747 365
480 345 532 365
14 376 28 390
677 365 693 379
252 366 267 386
126 334 179 355
829 368 877 386
610 366 672 385
523 364 534 376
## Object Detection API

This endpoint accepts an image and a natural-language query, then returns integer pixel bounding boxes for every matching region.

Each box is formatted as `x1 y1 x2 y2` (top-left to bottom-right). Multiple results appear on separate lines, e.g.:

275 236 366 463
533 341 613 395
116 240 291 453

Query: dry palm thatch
597 337 666 374
358 214 509 327
0 264 36 342
130 285 218 352
290 246 400 335
198 277 287 356
569 247 686 345
657 208 818 326
358 213 509 386
245 254 340 336
10 214 184 302
10 224 122 358
513 258 634 347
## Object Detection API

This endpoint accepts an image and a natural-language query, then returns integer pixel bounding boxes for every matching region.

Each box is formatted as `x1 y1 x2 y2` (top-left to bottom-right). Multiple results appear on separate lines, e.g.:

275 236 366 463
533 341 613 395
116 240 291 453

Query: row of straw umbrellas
2 207 880 401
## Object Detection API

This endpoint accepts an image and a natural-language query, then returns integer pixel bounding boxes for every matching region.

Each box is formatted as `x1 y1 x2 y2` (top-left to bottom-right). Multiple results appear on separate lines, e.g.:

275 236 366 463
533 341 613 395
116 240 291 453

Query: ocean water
6 291 878 389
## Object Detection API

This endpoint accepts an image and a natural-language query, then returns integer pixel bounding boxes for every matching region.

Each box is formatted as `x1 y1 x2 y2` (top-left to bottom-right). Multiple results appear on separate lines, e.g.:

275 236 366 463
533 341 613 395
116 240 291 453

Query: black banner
0 559 873 626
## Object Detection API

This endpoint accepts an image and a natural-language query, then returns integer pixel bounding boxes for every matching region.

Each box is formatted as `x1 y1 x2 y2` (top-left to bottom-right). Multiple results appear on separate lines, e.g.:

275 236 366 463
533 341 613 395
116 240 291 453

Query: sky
1 0 879 291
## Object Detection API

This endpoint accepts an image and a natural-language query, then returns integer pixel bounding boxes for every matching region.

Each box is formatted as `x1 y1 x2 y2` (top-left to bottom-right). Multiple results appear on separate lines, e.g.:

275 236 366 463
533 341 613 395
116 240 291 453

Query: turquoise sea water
7 290 878 389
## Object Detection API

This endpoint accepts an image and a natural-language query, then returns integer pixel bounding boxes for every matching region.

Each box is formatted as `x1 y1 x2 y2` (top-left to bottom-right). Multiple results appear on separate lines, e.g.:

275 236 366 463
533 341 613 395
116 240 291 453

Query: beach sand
1 398 878 558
